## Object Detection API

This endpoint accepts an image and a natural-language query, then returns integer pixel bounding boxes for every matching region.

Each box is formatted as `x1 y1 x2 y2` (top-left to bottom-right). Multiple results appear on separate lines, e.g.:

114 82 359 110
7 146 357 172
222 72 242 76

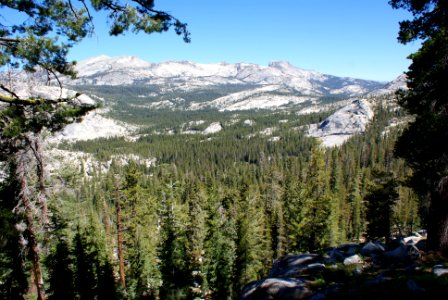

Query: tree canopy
0 2 189 299
390 0 448 254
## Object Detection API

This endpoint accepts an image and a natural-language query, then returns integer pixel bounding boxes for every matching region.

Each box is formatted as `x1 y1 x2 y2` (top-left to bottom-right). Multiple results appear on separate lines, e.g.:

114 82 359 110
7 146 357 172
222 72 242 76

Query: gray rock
336 243 360 255
415 239 427 251
240 277 312 300
406 279 425 293
327 248 345 262
432 264 448 277
352 266 363 276
360 241 385 257
269 254 319 277
307 99 375 147
304 263 326 274
384 244 420 262
343 254 363 265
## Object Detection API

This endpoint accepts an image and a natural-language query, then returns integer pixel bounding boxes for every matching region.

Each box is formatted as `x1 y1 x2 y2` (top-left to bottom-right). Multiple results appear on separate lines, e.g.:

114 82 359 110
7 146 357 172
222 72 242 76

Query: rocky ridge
241 232 448 300
68 56 384 98
1 56 408 149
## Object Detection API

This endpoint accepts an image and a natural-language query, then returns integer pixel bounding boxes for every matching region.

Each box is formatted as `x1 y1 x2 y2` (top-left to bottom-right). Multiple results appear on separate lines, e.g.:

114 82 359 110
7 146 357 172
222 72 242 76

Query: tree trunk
429 176 448 256
115 181 126 289
17 158 46 300
32 135 49 228
23 134 49 230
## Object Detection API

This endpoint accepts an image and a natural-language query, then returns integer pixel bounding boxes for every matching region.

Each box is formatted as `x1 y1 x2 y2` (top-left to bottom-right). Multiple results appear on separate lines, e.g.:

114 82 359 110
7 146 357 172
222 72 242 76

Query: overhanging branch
0 92 83 106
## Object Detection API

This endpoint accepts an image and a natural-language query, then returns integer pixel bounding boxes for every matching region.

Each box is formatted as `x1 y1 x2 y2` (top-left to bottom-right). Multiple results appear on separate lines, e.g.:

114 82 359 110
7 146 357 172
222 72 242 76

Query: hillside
2 56 426 300
37 55 401 145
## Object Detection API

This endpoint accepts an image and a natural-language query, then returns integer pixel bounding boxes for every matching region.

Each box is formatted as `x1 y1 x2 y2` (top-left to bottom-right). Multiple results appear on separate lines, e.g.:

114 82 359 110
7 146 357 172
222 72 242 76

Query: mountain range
1 55 408 147
69 55 387 96
58 55 405 113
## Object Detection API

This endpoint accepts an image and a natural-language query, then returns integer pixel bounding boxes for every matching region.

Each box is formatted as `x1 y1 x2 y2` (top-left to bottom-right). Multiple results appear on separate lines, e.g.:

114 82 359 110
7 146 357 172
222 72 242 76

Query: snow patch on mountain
307 99 374 147
76 55 153 77
68 56 383 98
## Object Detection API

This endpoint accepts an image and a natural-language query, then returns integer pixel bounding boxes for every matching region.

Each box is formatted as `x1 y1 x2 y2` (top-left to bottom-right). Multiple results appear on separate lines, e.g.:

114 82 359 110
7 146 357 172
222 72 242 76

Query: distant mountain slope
1 55 409 149
368 73 408 96
68 55 384 98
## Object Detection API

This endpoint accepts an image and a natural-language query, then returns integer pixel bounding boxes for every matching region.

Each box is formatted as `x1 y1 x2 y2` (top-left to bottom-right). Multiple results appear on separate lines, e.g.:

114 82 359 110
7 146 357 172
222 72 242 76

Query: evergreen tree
346 173 364 241
97 260 119 300
158 181 191 299
73 229 97 300
365 170 399 244
390 0 448 254
0 177 29 300
0 2 190 298
182 179 208 298
235 183 272 291
46 238 75 300
289 147 333 252
72 219 118 300
204 187 237 300
121 161 159 298
262 169 286 259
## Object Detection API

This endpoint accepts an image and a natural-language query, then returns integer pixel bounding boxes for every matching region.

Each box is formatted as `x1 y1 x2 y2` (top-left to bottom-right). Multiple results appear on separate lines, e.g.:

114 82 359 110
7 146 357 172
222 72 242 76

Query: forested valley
1 0 447 299
1 92 421 299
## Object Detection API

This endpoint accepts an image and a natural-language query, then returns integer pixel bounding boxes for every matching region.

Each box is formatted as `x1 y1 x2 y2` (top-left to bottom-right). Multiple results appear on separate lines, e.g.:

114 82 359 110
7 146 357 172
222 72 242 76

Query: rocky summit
68 55 385 98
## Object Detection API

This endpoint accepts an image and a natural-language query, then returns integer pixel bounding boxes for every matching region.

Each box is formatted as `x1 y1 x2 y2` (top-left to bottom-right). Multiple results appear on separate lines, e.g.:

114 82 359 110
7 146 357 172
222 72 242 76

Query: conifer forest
1 0 448 299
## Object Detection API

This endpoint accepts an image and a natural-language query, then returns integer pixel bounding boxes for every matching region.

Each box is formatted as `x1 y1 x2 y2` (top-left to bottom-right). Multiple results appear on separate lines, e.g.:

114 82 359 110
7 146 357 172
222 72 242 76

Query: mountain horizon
73 54 393 83
66 55 389 100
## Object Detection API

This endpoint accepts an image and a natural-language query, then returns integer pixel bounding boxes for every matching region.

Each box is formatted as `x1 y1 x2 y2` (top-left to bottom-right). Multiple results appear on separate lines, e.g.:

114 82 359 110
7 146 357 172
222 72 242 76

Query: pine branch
0 84 21 99
0 94 50 105
0 91 83 106
0 37 20 47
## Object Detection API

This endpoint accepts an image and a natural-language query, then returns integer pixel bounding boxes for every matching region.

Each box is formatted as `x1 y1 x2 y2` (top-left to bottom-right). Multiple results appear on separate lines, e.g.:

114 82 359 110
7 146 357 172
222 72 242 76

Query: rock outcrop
240 233 448 299
307 99 374 147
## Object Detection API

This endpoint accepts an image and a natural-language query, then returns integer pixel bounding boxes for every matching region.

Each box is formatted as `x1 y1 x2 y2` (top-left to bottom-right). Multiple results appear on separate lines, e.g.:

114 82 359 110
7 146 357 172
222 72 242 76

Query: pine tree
182 179 208 298
121 163 160 298
365 170 399 244
346 173 364 241
235 183 271 290
73 229 97 300
288 147 333 252
204 186 237 300
46 238 75 300
0 177 29 299
158 181 191 299
262 169 287 259
390 0 448 254
0 2 190 297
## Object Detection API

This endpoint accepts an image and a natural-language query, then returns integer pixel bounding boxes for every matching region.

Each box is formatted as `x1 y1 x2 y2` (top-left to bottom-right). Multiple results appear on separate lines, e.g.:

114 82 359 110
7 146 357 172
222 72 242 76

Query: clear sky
68 0 421 82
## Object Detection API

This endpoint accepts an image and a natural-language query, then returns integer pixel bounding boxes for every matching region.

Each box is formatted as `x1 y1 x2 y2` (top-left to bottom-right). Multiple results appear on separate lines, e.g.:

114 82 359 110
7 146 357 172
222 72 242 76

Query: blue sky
69 1 419 81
